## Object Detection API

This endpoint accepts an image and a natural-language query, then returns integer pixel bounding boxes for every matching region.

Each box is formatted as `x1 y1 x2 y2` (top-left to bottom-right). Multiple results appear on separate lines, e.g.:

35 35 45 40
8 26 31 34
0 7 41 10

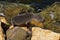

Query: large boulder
31 27 60 40
6 27 31 40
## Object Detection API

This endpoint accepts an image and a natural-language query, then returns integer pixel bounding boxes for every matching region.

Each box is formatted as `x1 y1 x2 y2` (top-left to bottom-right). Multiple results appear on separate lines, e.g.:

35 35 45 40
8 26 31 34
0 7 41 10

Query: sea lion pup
11 13 44 26
11 13 45 30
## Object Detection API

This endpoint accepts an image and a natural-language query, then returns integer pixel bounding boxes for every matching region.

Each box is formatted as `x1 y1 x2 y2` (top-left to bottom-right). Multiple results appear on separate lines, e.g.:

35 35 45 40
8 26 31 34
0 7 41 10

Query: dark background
0 0 60 10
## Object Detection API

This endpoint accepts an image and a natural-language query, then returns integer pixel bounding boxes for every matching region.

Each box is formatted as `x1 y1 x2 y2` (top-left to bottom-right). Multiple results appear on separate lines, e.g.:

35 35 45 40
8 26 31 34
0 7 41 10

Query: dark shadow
1 22 10 34
1 22 10 40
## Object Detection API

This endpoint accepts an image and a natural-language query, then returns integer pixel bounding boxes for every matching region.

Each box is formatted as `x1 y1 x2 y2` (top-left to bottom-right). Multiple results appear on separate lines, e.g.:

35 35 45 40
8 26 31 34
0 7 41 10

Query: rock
9 25 14 29
0 22 5 40
0 16 9 25
6 27 31 40
31 27 60 40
